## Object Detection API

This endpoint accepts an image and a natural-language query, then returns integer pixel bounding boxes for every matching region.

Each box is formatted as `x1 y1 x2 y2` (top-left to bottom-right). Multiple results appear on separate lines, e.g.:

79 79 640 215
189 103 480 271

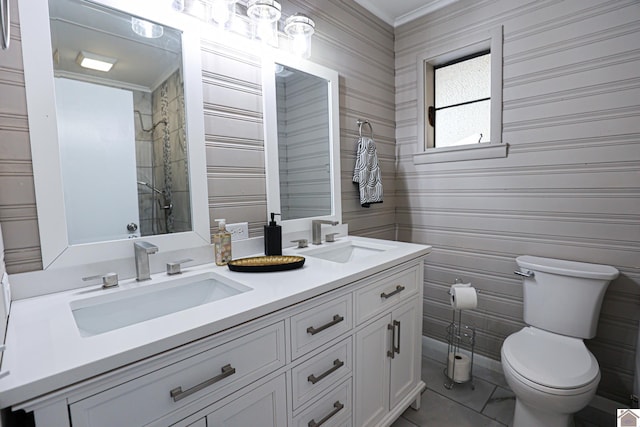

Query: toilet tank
516 255 619 339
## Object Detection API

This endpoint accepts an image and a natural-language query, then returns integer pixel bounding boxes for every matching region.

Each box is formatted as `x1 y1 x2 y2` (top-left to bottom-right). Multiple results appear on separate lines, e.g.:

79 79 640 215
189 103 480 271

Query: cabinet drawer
292 337 352 410
70 322 285 427
293 378 352 427
355 266 419 325
291 294 352 359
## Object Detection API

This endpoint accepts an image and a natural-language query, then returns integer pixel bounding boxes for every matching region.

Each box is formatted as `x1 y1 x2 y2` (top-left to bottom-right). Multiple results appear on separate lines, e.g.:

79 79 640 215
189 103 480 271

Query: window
415 26 505 164
432 51 490 148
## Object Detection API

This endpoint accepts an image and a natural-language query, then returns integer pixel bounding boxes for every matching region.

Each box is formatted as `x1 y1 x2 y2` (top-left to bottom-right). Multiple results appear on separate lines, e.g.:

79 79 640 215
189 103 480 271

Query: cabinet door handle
307 359 344 384
307 314 344 335
387 322 395 359
169 364 236 402
387 320 401 358
380 285 405 299
308 401 344 427
393 320 401 355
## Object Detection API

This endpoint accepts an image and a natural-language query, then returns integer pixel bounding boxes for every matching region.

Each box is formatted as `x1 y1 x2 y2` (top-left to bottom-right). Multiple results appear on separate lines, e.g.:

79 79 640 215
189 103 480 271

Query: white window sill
413 142 507 165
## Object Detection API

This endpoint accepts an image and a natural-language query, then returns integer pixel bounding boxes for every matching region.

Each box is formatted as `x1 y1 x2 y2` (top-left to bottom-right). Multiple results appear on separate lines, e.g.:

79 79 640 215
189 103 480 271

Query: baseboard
421 335 626 412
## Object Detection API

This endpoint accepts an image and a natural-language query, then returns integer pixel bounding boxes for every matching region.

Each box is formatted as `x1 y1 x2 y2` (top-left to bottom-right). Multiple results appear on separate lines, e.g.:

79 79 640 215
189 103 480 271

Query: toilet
501 255 619 427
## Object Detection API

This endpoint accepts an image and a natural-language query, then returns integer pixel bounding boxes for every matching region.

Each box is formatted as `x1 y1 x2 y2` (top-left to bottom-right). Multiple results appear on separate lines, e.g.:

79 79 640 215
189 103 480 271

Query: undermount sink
71 272 251 337
303 240 396 263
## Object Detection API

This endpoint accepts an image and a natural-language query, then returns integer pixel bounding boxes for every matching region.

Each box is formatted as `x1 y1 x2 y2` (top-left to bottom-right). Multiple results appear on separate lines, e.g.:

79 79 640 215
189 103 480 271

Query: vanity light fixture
75 51 116 72
210 0 237 27
131 17 164 38
246 0 281 46
171 0 185 12
284 13 315 59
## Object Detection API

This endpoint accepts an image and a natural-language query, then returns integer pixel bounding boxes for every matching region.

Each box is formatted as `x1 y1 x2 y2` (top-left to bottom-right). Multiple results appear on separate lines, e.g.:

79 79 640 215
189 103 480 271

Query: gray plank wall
0 0 396 266
206 0 397 238
395 0 640 403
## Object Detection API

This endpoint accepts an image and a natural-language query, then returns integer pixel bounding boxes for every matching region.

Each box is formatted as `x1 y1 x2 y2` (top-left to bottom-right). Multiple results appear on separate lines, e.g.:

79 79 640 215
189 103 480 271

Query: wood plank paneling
395 0 640 403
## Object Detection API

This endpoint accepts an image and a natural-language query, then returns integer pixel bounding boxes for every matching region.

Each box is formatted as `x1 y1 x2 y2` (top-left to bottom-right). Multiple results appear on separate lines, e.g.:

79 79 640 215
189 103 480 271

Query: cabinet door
206 375 287 427
354 314 391 427
389 299 420 409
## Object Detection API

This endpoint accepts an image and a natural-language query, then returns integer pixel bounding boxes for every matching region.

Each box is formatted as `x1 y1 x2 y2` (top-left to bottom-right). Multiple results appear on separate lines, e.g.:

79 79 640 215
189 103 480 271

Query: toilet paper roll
447 352 471 383
450 285 477 310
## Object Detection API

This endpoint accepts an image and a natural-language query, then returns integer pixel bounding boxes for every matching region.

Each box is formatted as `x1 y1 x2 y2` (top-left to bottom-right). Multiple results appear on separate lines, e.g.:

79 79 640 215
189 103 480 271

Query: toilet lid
502 328 599 389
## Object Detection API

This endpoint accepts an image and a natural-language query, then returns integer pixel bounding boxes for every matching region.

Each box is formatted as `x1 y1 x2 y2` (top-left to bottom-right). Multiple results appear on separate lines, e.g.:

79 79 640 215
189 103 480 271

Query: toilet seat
502 327 599 391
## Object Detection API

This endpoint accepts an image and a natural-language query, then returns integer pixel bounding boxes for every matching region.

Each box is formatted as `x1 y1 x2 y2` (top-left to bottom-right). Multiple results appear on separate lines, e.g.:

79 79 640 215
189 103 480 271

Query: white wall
395 0 640 403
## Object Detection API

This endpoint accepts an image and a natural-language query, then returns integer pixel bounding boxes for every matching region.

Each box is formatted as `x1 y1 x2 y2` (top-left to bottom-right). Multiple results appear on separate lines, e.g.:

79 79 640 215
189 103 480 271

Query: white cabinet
168 375 287 427
206 375 287 427
21 258 425 427
354 298 422 427
69 322 286 427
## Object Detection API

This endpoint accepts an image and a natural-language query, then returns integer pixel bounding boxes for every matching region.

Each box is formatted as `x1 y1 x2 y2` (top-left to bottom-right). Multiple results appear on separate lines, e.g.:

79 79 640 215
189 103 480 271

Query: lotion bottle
213 218 232 265
264 212 282 256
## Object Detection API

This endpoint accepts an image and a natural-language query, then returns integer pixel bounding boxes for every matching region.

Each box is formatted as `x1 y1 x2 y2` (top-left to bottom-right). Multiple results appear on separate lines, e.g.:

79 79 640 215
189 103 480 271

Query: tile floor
390 355 615 427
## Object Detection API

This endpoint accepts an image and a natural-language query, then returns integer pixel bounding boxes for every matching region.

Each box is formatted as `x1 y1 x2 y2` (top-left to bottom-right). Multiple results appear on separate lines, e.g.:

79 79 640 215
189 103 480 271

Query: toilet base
514 399 574 427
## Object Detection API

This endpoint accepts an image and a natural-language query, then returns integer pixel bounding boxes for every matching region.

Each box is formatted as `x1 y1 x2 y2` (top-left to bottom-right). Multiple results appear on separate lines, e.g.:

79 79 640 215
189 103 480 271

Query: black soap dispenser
264 212 282 256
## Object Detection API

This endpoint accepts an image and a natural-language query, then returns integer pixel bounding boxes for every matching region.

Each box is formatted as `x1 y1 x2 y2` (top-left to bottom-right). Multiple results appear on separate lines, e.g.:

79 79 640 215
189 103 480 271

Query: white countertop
0 236 430 408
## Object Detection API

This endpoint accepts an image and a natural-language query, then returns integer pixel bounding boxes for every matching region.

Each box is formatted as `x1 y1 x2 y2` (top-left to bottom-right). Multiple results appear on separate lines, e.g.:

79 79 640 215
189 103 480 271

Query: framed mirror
19 0 209 269
262 53 341 233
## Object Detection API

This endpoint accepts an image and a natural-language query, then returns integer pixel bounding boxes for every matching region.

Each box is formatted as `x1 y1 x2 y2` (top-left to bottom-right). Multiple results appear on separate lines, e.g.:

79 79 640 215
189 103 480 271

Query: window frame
414 26 505 164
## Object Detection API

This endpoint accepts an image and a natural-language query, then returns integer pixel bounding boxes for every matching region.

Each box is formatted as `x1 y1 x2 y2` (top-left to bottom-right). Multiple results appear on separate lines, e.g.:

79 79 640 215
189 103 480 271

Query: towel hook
356 119 373 139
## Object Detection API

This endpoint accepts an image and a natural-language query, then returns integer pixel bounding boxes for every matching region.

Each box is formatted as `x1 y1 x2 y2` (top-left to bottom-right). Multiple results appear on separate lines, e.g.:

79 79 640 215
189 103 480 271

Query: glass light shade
131 17 164 38
284 14 315 58
247 0 281 46
210 0 237 27
171 0 184 12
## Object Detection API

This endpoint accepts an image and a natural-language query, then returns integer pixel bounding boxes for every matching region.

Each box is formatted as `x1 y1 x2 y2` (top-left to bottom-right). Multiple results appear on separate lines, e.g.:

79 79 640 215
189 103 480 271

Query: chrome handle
325 233 339 243
307 314 344 335
166 258 193 275
394 320 401 355
381 285 405 299
387 322 396 358
82 272 119 289
291 239 308 249
307 359 344 385
308 401 344 427
170 364 236 402
514 270 534 278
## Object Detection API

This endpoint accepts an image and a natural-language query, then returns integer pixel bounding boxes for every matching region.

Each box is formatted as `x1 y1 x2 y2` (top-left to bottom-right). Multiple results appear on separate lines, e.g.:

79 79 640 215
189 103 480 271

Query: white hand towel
353 136 383 207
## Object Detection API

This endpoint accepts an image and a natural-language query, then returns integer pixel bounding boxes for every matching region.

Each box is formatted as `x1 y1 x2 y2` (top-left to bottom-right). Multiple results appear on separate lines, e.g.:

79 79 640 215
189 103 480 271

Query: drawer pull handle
387 320 401 358
307 314 344 335
380 285 405 299
308 401 344 427
307 359 344 384
170 364 236 402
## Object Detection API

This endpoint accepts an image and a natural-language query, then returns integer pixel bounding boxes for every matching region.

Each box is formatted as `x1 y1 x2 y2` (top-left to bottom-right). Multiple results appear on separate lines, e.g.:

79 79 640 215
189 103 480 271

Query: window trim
414 26 505 164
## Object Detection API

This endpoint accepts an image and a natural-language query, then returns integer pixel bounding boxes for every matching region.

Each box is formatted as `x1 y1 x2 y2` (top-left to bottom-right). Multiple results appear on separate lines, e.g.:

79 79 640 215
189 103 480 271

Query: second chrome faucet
311 220 339 245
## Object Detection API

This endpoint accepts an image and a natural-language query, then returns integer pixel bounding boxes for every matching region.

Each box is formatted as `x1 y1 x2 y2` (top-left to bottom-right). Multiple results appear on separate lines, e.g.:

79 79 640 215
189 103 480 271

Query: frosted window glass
435 100 490 148
435 53 490 108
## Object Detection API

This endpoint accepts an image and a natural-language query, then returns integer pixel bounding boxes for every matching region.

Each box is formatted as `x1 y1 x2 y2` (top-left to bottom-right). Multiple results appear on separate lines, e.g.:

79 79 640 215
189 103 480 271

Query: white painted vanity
0 236 430 427
6 1 432 425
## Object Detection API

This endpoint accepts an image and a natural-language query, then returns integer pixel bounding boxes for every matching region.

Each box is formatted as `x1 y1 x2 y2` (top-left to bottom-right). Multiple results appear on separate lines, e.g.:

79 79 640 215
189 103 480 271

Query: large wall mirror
262 54 341 233
19 0 209 269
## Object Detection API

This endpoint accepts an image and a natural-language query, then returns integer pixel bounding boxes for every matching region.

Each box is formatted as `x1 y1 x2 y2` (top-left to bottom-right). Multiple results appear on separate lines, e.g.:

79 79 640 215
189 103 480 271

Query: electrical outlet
226 222 249 241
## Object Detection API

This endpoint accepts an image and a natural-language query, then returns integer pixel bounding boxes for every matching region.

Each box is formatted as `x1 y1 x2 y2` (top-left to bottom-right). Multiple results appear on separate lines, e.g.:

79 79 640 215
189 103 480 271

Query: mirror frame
261 52 342 233
19 0 210 269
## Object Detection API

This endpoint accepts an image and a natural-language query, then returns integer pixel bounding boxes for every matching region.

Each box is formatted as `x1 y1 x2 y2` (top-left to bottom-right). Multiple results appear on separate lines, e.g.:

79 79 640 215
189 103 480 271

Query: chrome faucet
312 220 339 245
134 241 158 281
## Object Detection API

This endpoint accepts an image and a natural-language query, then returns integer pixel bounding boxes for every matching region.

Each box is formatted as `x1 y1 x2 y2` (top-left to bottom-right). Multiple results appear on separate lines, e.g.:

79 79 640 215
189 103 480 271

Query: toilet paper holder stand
444 292 476 390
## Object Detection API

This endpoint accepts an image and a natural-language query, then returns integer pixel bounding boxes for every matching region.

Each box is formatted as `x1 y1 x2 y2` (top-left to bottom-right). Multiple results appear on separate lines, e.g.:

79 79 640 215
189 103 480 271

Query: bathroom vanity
0 236 430 427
